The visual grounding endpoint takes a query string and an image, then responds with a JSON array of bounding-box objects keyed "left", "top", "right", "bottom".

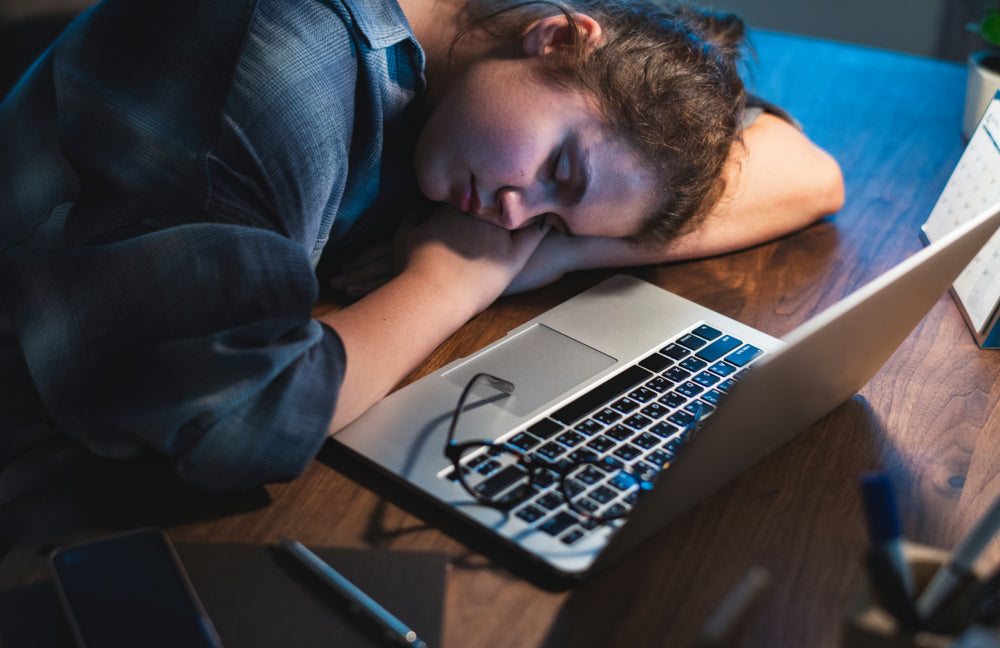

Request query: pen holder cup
[{"left": 842, "top": 542, "right": 983, "bottom": 648}]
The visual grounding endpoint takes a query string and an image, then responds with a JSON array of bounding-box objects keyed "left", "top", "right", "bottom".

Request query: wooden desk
[{"left": 2, "top": 31, "right": 995, "bottom": 648}]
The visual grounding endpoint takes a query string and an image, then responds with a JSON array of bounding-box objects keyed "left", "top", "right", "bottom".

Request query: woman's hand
[
  {"left": 332, "top": 206, "right": 552, "bottom": 303},
  {"left": 502, "top": 230, "right": 583, "bottom": 294},
  {"left": 399, "top": 206, "right": 550, "bottom": 310}
]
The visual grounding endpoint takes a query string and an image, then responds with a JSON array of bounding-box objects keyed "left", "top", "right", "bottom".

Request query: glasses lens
[
  {"left": 561, "top": 458, "right": 651, "bottom": 522},
  {"left": 452, "top": 443, "right": 533, "bottom": 508}
]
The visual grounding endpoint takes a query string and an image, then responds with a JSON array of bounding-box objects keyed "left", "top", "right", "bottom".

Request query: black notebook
[
  {"left": 178, "top": 543, "right": 448, "bottom": 648},
  {"left": 0, "top": 542, "right": 449, "bottom": 648}
]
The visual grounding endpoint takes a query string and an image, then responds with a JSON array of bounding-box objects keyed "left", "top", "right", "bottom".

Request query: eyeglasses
[{"left": 443, "top": 372, "right": 704, "bottom": 524}]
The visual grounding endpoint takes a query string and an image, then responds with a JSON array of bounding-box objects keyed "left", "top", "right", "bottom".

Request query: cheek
[
  {"left": 471, "top": 112, "right": 551, "bottom": 185},
  {"left": 413, "top": 125, "right": 445, "bottom": 201}
]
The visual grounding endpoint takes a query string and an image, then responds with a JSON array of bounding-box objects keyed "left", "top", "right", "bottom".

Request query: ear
[{"left": 522, "top": 13, "right": 603, "bottom": 57}]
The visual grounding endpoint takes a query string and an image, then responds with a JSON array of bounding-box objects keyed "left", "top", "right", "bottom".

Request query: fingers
[
  {"left": 508, "top": 220, "right": 552, "bottom": 261},
  {"left": 334, "top": 207, "right": 554, "bottom": 303}
]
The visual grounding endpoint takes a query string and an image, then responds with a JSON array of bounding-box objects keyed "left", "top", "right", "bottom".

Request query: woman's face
[{"left": 414, "top": 56, "right": 660, "bottom": 238}]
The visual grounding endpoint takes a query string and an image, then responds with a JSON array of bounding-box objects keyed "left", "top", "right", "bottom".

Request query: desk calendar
[{"left": 921, "top": 93, "right": 1000, "bottom": 348}]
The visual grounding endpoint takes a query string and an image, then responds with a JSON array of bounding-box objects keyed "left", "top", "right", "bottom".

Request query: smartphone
[{"left": 49, "top": 528, "right": 224, "bottom": 648}]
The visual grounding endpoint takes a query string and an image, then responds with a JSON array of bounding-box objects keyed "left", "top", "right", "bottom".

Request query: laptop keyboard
[{"left": 440, "top": 322, "right": 765, "bottom": 546}]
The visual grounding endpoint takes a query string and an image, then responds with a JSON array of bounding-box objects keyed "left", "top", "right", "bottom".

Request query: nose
[{"left": 495, "top": 186, "right": 545, "bottom": 230}]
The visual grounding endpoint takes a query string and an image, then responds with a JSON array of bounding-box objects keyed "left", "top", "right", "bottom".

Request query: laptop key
[
  {"left": 684, "top": 401, "right": 714, "bottom": 416},
  {"left": 701, "top": 389, "right": 724, "bottom": 405},
  {"left": 612, "top": 444, "right": 642, "bottom": 461},
  {"left": 475, "top": 459, "right": 502, "bottom": 475},
  {"left": 566, "top": 448, "right": 599, "bottom": 464},
  {"left": 556, "top": 430, "right": 585, "bottom": 448},
  {"left": 509, "top": 431, "right": 541, "bottom": 451},
  {"left": 660, "top": 343, "right": 690, "bottom": 360},
  {"left": 726, "top": 344, "right": 763, "bottom": 367},
  {"left": 515, "top": 504, "right": 546, "bottom": 524},
  {"left": 632, "top": 461, "right": 658, "bottom": 481},
  {"left": 611, "top": 396, "right": 640, "bottom": 414},
  {"left": 668, "top": 410, "right": 696, "bottom": 427},
  {"left": 692, "top": 372, "right": 720, "bottom": 387},
  {"left": 465, "top": 454, "right": 489, "bottom": 470},
  {"left": 648, "top": 449, "right": 671, "bottom": 467},
  {"left": 608, "top": 471, "right": 639, "bottom": 491},
  {"left": 708, "top": 361, "right": 737, "bottom": 377},
  {"left": 633, "top": 432, "right": 660, "bottom": 450},
  {"left": 664, "top": 367, "right": 691, "bottom": 382},
  {"left": 540, "top": 512, "right": 579, "bottom": 536},
  {"left": 692, "top": 324, "right": 723, "bottom": 340},
  {"left": 590, "top": 486, "right": 617, "bottom": 504},
  {"left": 474, "top": 464, "right": 528, "bottom": 499},
  {"left": 623, "top": 413, "right": 653, "bottom": 430},
  {"left": 574, "top": 465, "right": 605, "bottom": 485},
  {"left": 604, "top": 503, "right": 629, "bottom": 518},
  {"left": 537, "top": 442, "right": 564, "bottom": 460},
  {"left": 574, "top": 419, "right": 604, "bottom": 436},
  {"left": 659, "top": 391, "right": 687, "bottom": 408},
  {"left": 640, "top": 402, "right": 668, "bottom": 419},
  {"left": 628, "top": 386, "right": 657, "bottom": 403},
  {"left": 675, "top": 381, "right": 704, "bottom": 398},
  {"left": 536, "top": 492, "right": 564, "bottom": 510},
  {"left": 587, "top": 437, "right": 616, "bottom": 453},
  {"left": 638, "top": 352, "right": 672, "bottom": 373},
  {"left": 593, "top": 408, "right": 622, "bottom": 425},
  {"left": 649, "top": 421, "right": 679, "bottom": 438},
  {"left": 534, "top": 469, "right": 558, "bottom": 488},
  {"left": 645, "top": 376, "right": 673, "bottom": 393},
  {"left": 550, "top": 365, "right": 652, "bottom": 425},
  {"left": 680, "top": 357, "right": 708, "bottom": 372},
  {"left": 606, "top": 424, "right": 634, "bottom": 442},
  {"left": 677, "top": 334, "right": 708, "bottom": 351},
  {"left": 696, "top": 335, "right": 742, "bottom": 362},
  {"left": 528, "top": 418, "right": 563, "bottom": 440}
]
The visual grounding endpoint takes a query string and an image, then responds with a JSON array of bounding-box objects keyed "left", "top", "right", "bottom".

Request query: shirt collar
[{"left": 342, "top": 0, "right": 418, "bottom": 50}]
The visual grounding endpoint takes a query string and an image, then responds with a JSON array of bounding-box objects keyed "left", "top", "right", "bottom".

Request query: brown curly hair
[{"left": 458, "top": 1, "right": 749, "bottom": 243}]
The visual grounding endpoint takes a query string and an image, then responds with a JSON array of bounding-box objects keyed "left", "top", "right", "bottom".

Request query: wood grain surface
[{"left": 3, "top": 30, "right": 996, "bottom": 648}]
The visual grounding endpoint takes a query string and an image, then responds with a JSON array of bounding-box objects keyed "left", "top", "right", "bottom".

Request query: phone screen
[{"left": 50, "top": 528, "right": 223, "bottom": 648}]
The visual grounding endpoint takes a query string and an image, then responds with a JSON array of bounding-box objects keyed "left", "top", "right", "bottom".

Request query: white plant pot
[{"left": 963, "top": 50, "right": 1000, "bottom": 141}]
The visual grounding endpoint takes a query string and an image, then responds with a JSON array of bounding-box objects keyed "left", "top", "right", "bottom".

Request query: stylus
[{"left": 279, "top": 537, "right": 428, "bottom": 648}]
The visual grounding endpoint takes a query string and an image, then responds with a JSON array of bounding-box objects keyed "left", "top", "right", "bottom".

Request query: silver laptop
[{"left": 334, "top": 202, "right": 1000, "bottom": 580}]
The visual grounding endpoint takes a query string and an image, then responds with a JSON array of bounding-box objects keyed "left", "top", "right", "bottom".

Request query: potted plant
[{"left": 963, "top": 4, "right": 1000, "bottom": 140}]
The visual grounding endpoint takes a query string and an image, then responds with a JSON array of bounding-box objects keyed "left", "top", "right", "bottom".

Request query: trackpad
[{"left": 443, "top": 324, "right": 617, "bottom": 417}]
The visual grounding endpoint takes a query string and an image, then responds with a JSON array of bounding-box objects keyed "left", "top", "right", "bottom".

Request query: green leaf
[{"left": 983, "top": 9, "right": 1000, "bottom": 48}]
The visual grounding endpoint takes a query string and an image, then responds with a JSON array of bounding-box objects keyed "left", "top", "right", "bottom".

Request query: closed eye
[
  {"left": 552, "top": 147, "right": 571, "bottom": 183},
  {"left": 550, "top": 138, "right": 588, "bottom": 208}
]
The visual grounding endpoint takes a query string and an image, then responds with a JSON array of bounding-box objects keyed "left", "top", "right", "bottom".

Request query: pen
[
  {"left": 976, "top": 567, "right": 1000, "bottom": 625},
  {"left": 866, "top": 548, "right": 921, "bottom": 630},
  {"left": 696, "top": 566, "right": 772, "bottom": 648},
  {"left": 860, "top": 473, "right": 915, "bottom": 599},
  {"left": 279, "top": 537, "right": 428, "bottom": 648},
  {"left": 917, "top": 490, "right": 1000, "bottom": 620}
]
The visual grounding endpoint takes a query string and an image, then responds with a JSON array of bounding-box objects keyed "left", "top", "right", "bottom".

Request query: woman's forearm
[{"left": 321, "top": 208, "right": 549, "bottom": 434}]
